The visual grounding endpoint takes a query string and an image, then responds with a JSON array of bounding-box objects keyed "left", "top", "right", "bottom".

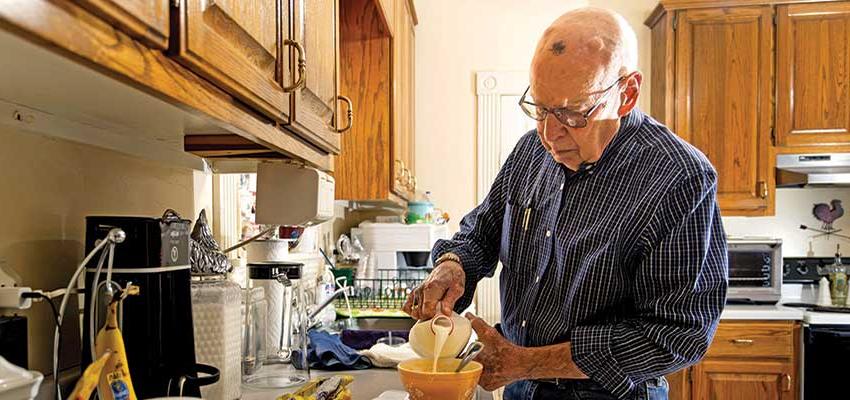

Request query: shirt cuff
[{"left": 571, "top": 324, "right": 635, "bottom": 399}]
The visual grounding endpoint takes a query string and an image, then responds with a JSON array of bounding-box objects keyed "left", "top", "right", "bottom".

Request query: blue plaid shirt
[{"left": 432, "top": 109, "right": 728, "bottom": 399}]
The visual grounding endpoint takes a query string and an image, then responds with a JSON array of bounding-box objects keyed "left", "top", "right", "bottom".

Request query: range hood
[{"left": 776, "top": 153, "right": 850, "bottom": 186}]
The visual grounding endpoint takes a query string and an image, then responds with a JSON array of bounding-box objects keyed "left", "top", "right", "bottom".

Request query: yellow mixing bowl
[{"left": 397, "top": 359, "right": 483, "bottom": 400}]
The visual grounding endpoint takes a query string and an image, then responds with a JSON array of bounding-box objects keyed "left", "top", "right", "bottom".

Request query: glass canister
[
  {"left": 821, "top": 254, "right": 849, "bottom": 306},
  {"left": 244, "top": 261, "right": 309, "bottom": 388},
  {"left": 242, "top": 286, "right": 267, "bottom": 376},
  {"left": 191, "top": 274, "right": 243, "bottom": 400}
]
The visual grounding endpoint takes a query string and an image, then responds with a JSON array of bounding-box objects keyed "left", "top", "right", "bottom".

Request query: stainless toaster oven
[{"left": 726, "top": 237, "right": 782, "bottom": 304}]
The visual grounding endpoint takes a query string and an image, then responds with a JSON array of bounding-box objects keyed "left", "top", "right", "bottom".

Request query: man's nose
[{"left": 542, "top": 113, "right": 567, "bottom": 142}]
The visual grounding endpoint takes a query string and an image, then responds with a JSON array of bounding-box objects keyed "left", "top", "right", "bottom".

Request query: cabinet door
[
  {"left": 406, "top": 10, "right": 416, "bottom": 195},
  {"left": 292, "top": 0, "right": 341, "bottom": 154},
  {"left": 692, "top": 360, "right": 795, "bottom": 400},
  {"left": 173, "top": 0, "right": 291, "bottom": 122},
  {"left": 391, "top": 0, "right": 413, "bottom": 199},
  {"left": 675, "top": 7, "right": 773, "bottom": 216},
  {"left": 776, "top": 2, "right": 850, "bottom": 148},
  {"left": 74, "top": 0, "right": 169, "bottom": 48},
  {"left": 666, "top": 368, "right": 691, "bottom": 400}
]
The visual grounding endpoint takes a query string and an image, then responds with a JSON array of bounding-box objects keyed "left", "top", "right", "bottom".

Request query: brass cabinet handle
[
  {"left": 282, "top": 40, "right": 306, "bottom": 92},
  {"left": 758, "top": 181, "right": 768, "bottom": 199},
  {"left": 407, "top": 175, "right": 417, "bottom": 192},
  {"left": 335, "top": 95, "right": 354, "bottom": 133},
  {"left": 782, "top": 374, "right": 792, "bottom": 392},
  {"left": 396, "top": 162, "right": 408, "bottom": 184},
  {"left": 730, "top": 339, "right": 754, "bottom": 345}
]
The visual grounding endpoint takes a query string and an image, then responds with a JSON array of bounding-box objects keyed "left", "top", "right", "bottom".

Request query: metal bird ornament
[{"left": 814, "top": 199, "right": 845, "bottom": 231}]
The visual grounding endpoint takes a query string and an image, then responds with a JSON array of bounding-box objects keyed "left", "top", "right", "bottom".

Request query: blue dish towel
[{"left": 292, "top": 330, "right": 373, "bottom": 370}]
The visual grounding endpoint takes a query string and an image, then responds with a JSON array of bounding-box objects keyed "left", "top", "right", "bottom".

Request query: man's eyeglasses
[{"left": 518, "top": 75, "right": 627, "bottom": 128}]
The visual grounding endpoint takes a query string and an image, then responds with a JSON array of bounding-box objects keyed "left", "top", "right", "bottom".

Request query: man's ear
[{"left": 618, "top": 72, "right": 643, "bottom": 117}]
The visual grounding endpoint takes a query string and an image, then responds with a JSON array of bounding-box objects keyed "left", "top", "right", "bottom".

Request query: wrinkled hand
[
  {"left": 466, "top": 313, "right": 528, "bottom": 391},
  {"left": 402, "top": 261, "right": 465, "bottom": 320}
]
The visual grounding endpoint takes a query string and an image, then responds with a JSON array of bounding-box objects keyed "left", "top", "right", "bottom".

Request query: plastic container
[{"left": 190, "top": 275, "right": 242, "bottom": 400}]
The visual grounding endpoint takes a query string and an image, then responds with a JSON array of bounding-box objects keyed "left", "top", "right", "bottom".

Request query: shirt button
[
  {"left": 546, "top": 230, "right": 551, "bottom": 237},
  {"left": 522, "top": 320, "right": 527, "bottom": 327},
  {"left": 535, "top": 276, "right": 541, "bottom": 283},
  {"left": 560, "top": 183, "right": 564, "bottom": 190}
]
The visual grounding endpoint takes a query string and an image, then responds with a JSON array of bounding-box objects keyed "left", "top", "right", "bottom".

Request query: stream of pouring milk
[{"left": 431, "top": 323, "right": 451, "bottom": 373}]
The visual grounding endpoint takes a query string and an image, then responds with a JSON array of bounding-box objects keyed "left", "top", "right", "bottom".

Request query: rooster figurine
[{"left": 813, "top": 199, "right": 845, "bottom": 231}]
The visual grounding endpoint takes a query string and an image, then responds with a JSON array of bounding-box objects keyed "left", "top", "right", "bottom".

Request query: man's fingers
[
  {"left": 420, "top": 283, "right": 447, "bottom": 319},
  {"left": 465, "top": 312, "right": 493, "bottom": 336},
  {"left": 441, "top": 283, "right": 464, "bottom": 315}
]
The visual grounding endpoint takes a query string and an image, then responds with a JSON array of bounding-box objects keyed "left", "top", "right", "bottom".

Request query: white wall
[
  {"left": 0, "top": 126, "right": 211, "bottom": 373},
  {"left": 723, "top": 188, "right": 850, "bottom": 257},
  {"left": 414, "top": 0, "right": 659, "bottom": 231}
]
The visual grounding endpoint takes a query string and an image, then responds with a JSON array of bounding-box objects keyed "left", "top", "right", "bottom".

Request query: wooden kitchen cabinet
[
  {"left": 649, "top": 3, "right": 774, "bottom": 216},
  {"left": 392, "top": 0, "right": 417, "bottom": 200},
  {"left": 172, "top": 0, "right": 293, "bottom": 123},
  {"left": 776, "top": 2, "right": 850, "bottom": 149},
  {"left": 692, "top": 360, "right": 795, "bottom": 400},
  {"left": 666, "top": 320, "right": 800, "bottom": 400},
  {"left": 290, "top": 0, "right": 344, "bottom": 153},
  {"left": 335, "top": 0, "right": 416, "bottom": 204},
  {"left": 675, "top": 6, "right": 774, "bottom": 216},
  {"left": 73, "top": 0, "right": 169, "bottom": 49},
  {"left": 0, "top": 1, "right": 334, "bottom": 170}
]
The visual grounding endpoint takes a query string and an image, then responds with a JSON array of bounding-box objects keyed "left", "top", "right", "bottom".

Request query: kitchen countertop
[
  {"left": 720, "top": 304, "right": 805, "bottom": 320},
  {"left": 240, "top": 365, "right": 494, "bottom": 400}
]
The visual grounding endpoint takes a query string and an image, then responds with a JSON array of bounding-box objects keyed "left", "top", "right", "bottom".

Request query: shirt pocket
[{"left": 500, "top": 201, "right": 525, "bottom": 270}]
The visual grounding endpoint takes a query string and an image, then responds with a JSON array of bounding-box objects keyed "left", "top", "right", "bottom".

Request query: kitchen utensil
[
  {"left": 398, "top": 359, "right": 482, "bottom": 400},
  {"left": 454, "top": 342, "right": 484, "bottom": 373}
]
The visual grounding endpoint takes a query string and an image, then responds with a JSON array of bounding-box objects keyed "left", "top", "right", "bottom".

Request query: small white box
[{"left": 256, "top": 162, "right": 335, "bottom": 227}]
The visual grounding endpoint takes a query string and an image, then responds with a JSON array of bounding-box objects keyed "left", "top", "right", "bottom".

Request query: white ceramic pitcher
[{"left": 408, "top": 312, "right": 472, "bottom": 359}]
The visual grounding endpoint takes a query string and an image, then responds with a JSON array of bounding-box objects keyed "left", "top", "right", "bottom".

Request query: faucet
[{"left": 307, "top": 286, "right": 352, "bottom": 323}]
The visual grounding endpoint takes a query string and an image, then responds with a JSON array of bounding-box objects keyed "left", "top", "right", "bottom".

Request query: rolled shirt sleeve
[{"left": 570, "top": 171, "right": 729, "bottom": 398}]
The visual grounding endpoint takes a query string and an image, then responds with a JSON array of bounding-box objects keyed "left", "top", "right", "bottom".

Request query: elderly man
[{"left": 402, "top": 7, "right": 728, "bottom": 400}]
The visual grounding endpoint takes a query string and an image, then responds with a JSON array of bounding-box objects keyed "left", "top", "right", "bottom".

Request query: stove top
[{"left": 783, "top": 257, "right": 850, "bottom": 284}]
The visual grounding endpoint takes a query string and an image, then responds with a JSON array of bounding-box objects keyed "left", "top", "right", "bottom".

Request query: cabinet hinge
[
  {"left": 773, "top": 13, "right": 778, "bottom": 26},
  {"left": 672, "top": 13, "right": 679, "bottom": 31},
  {"left": 687, "top": 368, "right": 693, "bottom": 383},
  {"left": 771, "top": 127, "right": 776, "bottom": 145}
]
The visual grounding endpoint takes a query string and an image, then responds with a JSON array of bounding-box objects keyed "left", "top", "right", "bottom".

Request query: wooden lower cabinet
[
  {"left": 692, "top": 360, "right": 794, "bottom": 400},
  {"left": 666, "top": 320, "right": 799, "bottom": 400}
]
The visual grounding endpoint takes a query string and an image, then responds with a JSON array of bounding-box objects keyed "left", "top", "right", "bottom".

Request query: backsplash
[{"left": 723, "top": 188, "right": 850, "bottom": 257}]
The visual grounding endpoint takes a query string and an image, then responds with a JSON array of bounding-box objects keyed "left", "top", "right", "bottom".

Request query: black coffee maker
[{"left": 81, "top": 211, "right": 215, "bottom": 398}]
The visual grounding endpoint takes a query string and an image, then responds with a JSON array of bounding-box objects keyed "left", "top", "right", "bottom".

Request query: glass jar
[
  {"left": 242, "top": 286, "right": 267, "bottom": 376},
  {"left": 191, "top": 274, "right": 242, "bottom": 400}
]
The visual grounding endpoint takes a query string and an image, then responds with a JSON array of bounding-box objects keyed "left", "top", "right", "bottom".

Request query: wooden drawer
[{"left": 706, "top": 321, "right": 796, "bottom": 359}]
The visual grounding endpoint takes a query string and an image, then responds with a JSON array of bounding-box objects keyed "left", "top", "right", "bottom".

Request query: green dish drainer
[{"left": 334, "top": 268, "right": 431, "bottom": 318}]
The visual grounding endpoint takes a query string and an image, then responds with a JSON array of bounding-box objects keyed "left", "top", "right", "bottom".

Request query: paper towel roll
[
  {"left": 246, "top": 240, "right": 290, "bottom": 263},
  {"left": 256, "top": 280, "right": 284, "bottom": 359}
]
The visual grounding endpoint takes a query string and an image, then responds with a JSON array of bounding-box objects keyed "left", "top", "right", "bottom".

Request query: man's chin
[{"left": 549, "top": 150, "right": 581, "bottom": 170}]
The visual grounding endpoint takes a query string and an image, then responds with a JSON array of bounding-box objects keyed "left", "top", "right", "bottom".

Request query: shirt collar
[{"left": 578, "top": 108, "right": 645, "bottom": 174}]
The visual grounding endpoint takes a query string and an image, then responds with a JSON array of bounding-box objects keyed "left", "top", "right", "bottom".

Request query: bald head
[
  {"left": 528, "top": 7, "right": 642, "bottom": 170},
  {"left": 531, "top": 7, "right": 637, "bottom": 102}
]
